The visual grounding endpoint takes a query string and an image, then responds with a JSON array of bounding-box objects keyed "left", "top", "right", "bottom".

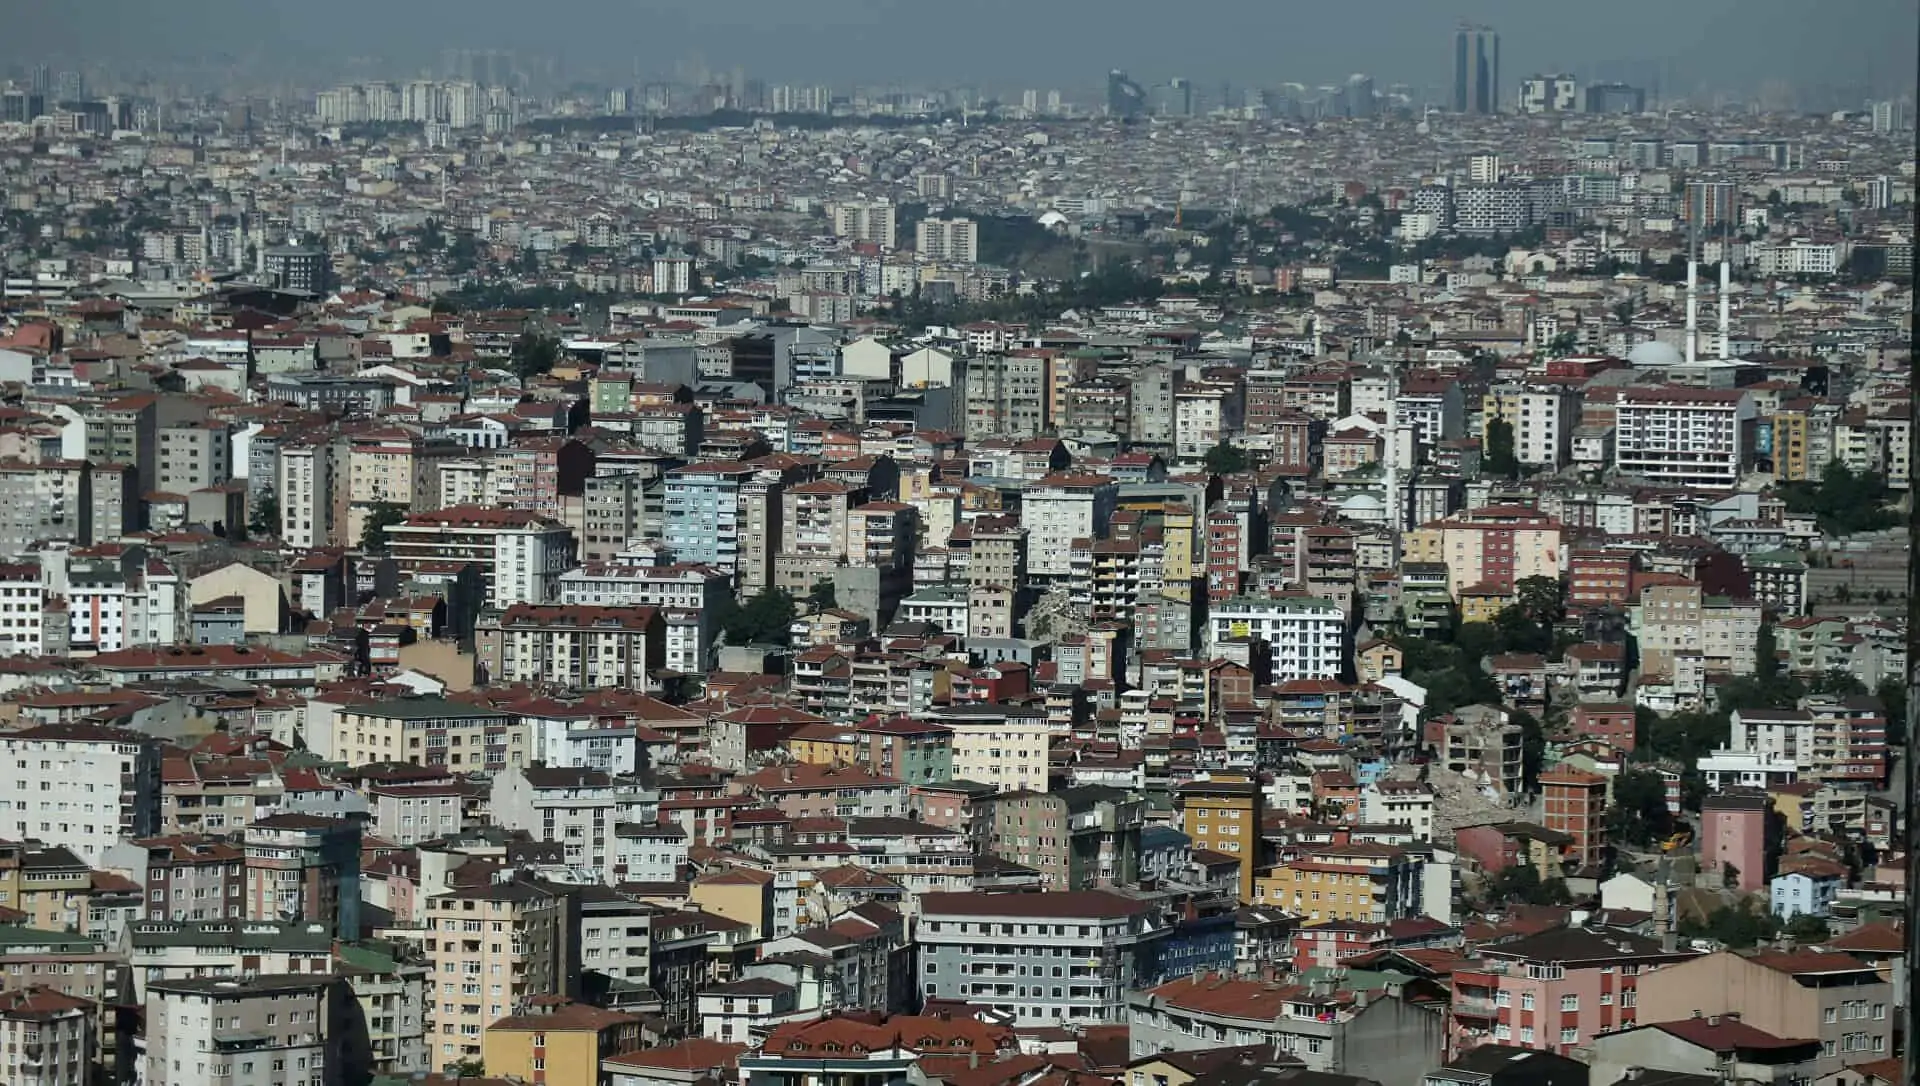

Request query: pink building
[
  {"left": 1448, "top": 926, "right": 1698, "bottom": 1058},
  {"left": 1700, "top": 790, "right": 1772, "bottom": 892}
]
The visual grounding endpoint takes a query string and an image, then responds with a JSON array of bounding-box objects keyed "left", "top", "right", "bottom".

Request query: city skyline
[{"left": 3, "top": 0, "right": 1916, "bottom": 102}]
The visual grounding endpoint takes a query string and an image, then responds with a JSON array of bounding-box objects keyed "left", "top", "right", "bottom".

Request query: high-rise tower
[{"left": 1453, "top": 24, "right": 1499, "bottom": 114}]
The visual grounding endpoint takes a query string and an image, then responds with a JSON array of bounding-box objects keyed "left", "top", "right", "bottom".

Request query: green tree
[
  {"left": 1783, "top": 913, "right": 1831, "bottom": 943},
  {"left": 1875, "top": 678, "right": 1906, "bottom": 745},
  {"left": 247, "top": 489, "right": 280, "bottom": 539},
  {"left": 510, "top": 333, "right": 562, "bottom": 380},
  {"left": 1606, "top": 768, "right": 1676, "bottom": 848},
  {"left": 1513, "top": 576, "right": 1566, "bottom": 627},
  {"left": 1681, "top": 903, "right": 1778, "bottom": 949},
  {"left": 1755, "top": 622, "right": 1779, "bottom": 681},
  {"left": 1202, "top": 441, "right": 1250, "bottom": 475},
  {"left": 1778, "top": 462, "right": 1899, "bottom": 536},
  {"left": 1486, "top": 863, "right": 1572, "bottom": 907},
  {"left": 714, "top": 588, "right": 799, "bottom": 647},
  {"left": 806, "top": 580, "right": 837, "bottom": 611},
  {"left": 1484, "top": 417, "right": 1518, "bottom": 477},
  {"left": 360, "top": 503, "right": 408, "bottom": 555}
]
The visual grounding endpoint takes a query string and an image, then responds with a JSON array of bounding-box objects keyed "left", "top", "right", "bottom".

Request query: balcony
[{"left": 1451, "top": 996, "right": 1499, "bottom": 1019}]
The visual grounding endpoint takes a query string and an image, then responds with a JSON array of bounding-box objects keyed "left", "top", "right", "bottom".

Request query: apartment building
[
  {"left": 104, "top": 836, "right": 246, "bottom": 922},
  {"left": 1539, "top": 766, "right": 1608, "bottom": 873},
  {"left": 1204, "top": 595, "right": 1344, "bottom": 680},
  {"left": 1482, "top": 384, "right": 1577, "bottom": 468},
  {"left": 914, "top": 217, "right": 979, "bottom": 264},
  {"left": 1404, "top": 505, "right": 1565, "bottom": 598},
  {"left": 489, "top": 765, "right": 654, "bottom": 874},
  {"left": 1614, "top": 386, "right": 1755, "bottom": 490},
  {"left": 980, "top": 786, "right": 1145, "bottom": 891},
  {"left": 1636, "top": 949, "right": 1893, "bottom": 1076},
  {"left": 661, "top": 462, "right": 763, "bottom": 579},
  {"left": 275, "top": 440, "right": 333, "bottom": 550},
  {"left": 474, "top": 604, "right": 666, "bottom": 692},
  {"left": 422, "top": 880, "right": 579, "bottom": 1068},
  {"left": 1255, "top": 842, "right": 1421, "bottom": 923},
  {"left": 1019, "top": 473, "right": 1119, "bottom": 580},
  {"left": 1127, "top": 973, "right": 1444, "bottom": 1083},
  {"left": 385, "top": 506, "right": 574, "bottom": 607},
  {"left": 326, "top": 695, "right": 526, "bottom": 773},
  {"left": 0, "top": 461, "right": 91, "bottom": 556},
  {"left": 1447, "top": 926, "right": 1697, "bottom": 1059},
  {"left": 154, "top": 419, "right": 232, "bottom": 493},
  {"left": 1173, "top": 383, "right": 1244, "bottom": 462},
  {"left": 144, "top": 974, "right": 357, "bottom": 1086},
  {"left": 241, "top": 815, "right": 361, "bottom": 938},
  {"left": 934, "top": 705, "right": 1054, "bottom": 794},
  {"left": 0, "top": 724, "right": 162, "bottom": 866},
  {"left": 1176, "top": 776, "right": 1263, "bottom": 902},
  {"left": 916, "top": 890, "right": 1165, "bottom": 1025},
  {"left": 557, "top": 562, "right": 728, "bottom": 675},
  {"left": 0, "top": 986, "right": 91, "bottom": 1086},
  {"left": 1727, "top": 697, "right": 1887, "bottom": 786},
  {"left": 963, "top": 352, "right": 1049, "bottom": 439}
]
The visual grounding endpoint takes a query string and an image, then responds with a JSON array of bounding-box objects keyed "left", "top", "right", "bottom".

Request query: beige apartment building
[
  {"left": 422, "top": 880, "right": 577, "bottom": 1069},
  {"left": 1636, "top": 948, "right": 1893, "bottom": 1076}
]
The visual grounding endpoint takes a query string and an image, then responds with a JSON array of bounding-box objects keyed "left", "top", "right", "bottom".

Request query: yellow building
[
  {"left": 687, "top": 867, "right": 775, "bottom": 939},
  {"left": 784, "top": 722, "right": 859, "bottom": 766},
  {"left": 1161, "top": 503, "right": 1198, "bottom": 604},
  {"left": 1253, "top": 843, "right": 1414, "bottom": 924},
  {"left": 483, "top": 1000, "right": 643, "bottom": 1086},
  {"left": 1458, "top": 584, "right": 1510, "bottom": 624},
  {"left": 1770, "top": 402, "right": 1820, "bottom": 482},
  {"left": 1175, "top": 776, "right": 1263, "bottom": 903}
]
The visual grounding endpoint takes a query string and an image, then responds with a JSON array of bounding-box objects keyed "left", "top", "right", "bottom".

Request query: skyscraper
[
  {"left": 1170, "top": 77, "right": 1194, "bottom": 117},
  {"left": 1107, "top": 70, "right": 1145, "bottom": 120},
  {"left": 1453, "top": 24, "right": 1499, "bottom": 114}
]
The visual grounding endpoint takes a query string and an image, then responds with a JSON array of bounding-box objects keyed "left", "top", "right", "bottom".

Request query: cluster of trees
[
  {"left": 1605, "top": 768, "right": 1679, "bottom": 848},
  {"left": 883, "top": 264, "right": 1163, "bottom": 329},
  {"left": 713, "top": 587, "right": 800, "bottom": 647},
  {"left": 1779, "top": 462, "right": 1899, "bottom": 536},
  {"left": 509, "top": 333, "right": 563, "bottom": 380},
  {"left": 1481, "top": 863, "right": 1573, "bottom": 908},
  {"left": 1681, "top": 903, "right": 1831, "bottom": 949}
]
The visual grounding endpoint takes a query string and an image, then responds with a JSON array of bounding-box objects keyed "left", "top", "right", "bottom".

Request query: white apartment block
[
  {"left": 832, "top": 201, "right": 897, "bottom": 246},
  {"left": 489, "top": 766, "right": 653, "bottom": 877},
  {"left": 385, "top": 507, "right": 574, "bottom": 608},
  {"left": 0, "top": 724, "right": 162, "bottom": 866},
  {"left": 1614, "top": 387, "right": 1754, "bottom": 490},
  {"left": 1173, "top": 384, "right": 1242, "bottom": 461},
  {"left": 1205, "top": 596, "right": 1346, "bottom": 681},
  {"left": 276, "top": 442, "right": 333, "bottom": 550},
  {"left": 145, "top": 975, "right": 338, "bottom": 1086},
  {"left": 914, "top": 218, "right": 979, "bottom": 264},
  {"left": 941, "top": 711, "right": 1054, "bottom": 794},
  {"left": 1020, "top": 474, "right": 1118, "bottom": 579},
  {"left": 1485, "top": 384, "right": 1577, "bottom": 468},
  {"left": 0, "top": 563, "right": 47, "bottom": 656}
]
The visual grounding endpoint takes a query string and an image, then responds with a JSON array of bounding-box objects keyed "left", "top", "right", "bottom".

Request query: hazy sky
[{"left": 8, "top": 0, "right": 1917, "bottom": 98}]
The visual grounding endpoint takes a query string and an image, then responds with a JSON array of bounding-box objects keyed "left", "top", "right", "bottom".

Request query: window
[
  {"left": 1559, "top": 1027, "right": 1578, "bottom": 1044},
  {"left": 1520, "top": 1027, "right": 1534, "bottom": 1044},
  {"left": 1825, "top": 1008, "right": 1837, "bottom": 1024},
  {"left": 1520, "top": 993, "right": 1534, "bottom": 1011},
  {"left": 1560, "top": 995, "right": 1578, "bottom": 1012}
]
